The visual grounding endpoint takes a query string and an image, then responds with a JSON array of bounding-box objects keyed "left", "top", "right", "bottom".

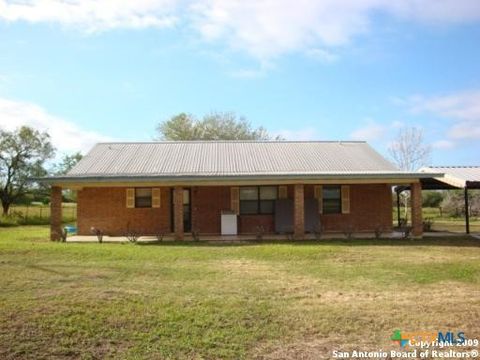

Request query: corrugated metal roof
[
  {"left": 65, "top": 141, "right": 402, "bottom": 178},
  {"left": 420, "top": 166, "right": 480, "bottom": 188}
]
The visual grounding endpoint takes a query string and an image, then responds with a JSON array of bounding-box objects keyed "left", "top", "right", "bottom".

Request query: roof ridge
[
  {"left": 97, "top": 140, "right": 368, "bottom": 144},
  {"left": 426, "top": 165, "right": 480, "bottom": 168}
]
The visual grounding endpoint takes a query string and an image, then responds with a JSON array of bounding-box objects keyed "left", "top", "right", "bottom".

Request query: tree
[
  {"left": 389, "top": 126, "right": 431, "bottom": 221},
  {"left": 388, "top": 126, "right": 431, "bottom": 172},
  {"left": 55, "top": 152, "right": 83, "bottom": 175},
  {"left": 155, "top": 112, "right": 282, "bottom": 141},
  {"left": 54, "top": 152, "right": 83, "bottom": 202},
  {"left": 0, "top": 126, "right": 55, "bottom": 215},
  {"left": 422, "top": 190, "right": 444, "bottom": 208}
]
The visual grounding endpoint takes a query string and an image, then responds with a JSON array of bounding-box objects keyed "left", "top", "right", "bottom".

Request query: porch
[{"left": 50, "top": 181, "right": 425, "bottom": 241}]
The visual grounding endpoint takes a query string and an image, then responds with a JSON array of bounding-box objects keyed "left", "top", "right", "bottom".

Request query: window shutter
[
  {"left": 341, "top": 185, "right": 350, "bottom": 214},
  {"left": 278, "top": 186, "right": 288, "bottom": 199},
  {"left": 152, "top": 188, "right": 161, "bottom": 208},
  {"left": 231, "top": 187, "right": 240, "bottom": 215},
  {"left": 314, "top": 185, "right": 323, "bottom": 214},
  {"left": 126, "top": 188, "right": 135, "bottom": 208}
]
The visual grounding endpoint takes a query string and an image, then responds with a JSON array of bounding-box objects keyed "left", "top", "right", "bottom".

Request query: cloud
[
  {"left": 305, "top": 48, "right": 339, "bottom": 63},
  {"left": 432, "top": 140, "right": 455, "bottom": 149},
  {"left": 0, "top": 97, "right": 112, "bottom": 155},
  {"left": 1, "top": 0, "right": 480, "bottom": 60},
  {"left": 274, "top": 127, "right": 318, "bottom": 140},
  {"left": 350, "top": 121, "right": 386, "bottom": 141},
  {"left": 190, "top": 0, "right": 480, "bottom": 60},
  {"left": 0, "top": 0, "right": 179, "bottom": 32},
  {"left": 408, "top": 90, "right": 480, "bottom": 140}
]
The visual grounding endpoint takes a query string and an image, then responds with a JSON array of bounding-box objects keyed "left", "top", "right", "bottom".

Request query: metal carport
[{"left": 395, "top": 166, "right": 480, "bottom": 234}]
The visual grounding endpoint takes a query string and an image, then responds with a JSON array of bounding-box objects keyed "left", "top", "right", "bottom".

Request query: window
[
  {"left": 323, "top": 186, "right": 341, "bottom": 214},
  {"left": 240, "top": 186, "right": 277, "bottom": 215},
  {"left": 135, "top": 188, "right": 152, "bottom": 208}
]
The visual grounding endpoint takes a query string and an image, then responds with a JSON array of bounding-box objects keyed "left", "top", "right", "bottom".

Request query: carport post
[{"left": 464, "top": 186, "right": 470, "bottom": 234}]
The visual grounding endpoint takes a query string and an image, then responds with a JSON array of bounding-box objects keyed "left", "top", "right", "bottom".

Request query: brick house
[{"left": 43, "top": 141, "right": 434, "bottom": 240}]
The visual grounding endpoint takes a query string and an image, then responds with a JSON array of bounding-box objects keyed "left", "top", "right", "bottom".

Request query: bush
[
  {"left": 0, "top": 215, "right": 20, "bottom": 227},
  {"left": 422, "top": 191, "right": 444, "bottom": 208},
  {"left": 423, "top": 218, "right": 434, "bottom": 232}
]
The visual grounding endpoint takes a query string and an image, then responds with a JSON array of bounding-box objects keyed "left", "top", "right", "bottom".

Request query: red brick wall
[
  {"left": 77, "top": 187, "right": 171, "bottom": 236},
  {"left": 191, "top": 186, "right": 230, "bottom": 234},
  {"left": 76, "top": 183, "right": 393, "bottom": 236},
  {"left": 314, "top": 184, "right": 393, "bottom": 232},
  {"left": 239, "top": 215, "right": 275, "bottom": 234}
]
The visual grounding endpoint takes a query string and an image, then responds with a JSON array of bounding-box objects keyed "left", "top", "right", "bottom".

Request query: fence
[{"left": 8, "top": 204, "right": 77, "bottom": 223}]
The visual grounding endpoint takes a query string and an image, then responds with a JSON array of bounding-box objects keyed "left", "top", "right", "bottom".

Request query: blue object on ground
[{"left": 64, "top": 226, "right": 77, "bottom": 234}]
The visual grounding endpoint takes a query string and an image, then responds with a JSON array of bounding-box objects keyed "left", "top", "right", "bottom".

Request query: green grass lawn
[{"left": 1, "top": 226, "right": 479, "bottom": 359}]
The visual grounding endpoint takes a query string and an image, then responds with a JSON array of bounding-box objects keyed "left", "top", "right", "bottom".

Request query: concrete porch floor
[{"left": 65, "top": 231, "right": 473, "bottom": 243}]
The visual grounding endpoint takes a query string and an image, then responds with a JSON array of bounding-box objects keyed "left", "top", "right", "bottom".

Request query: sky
[{"left": 0, "top": 0, "right": 479, "bottom": 166}]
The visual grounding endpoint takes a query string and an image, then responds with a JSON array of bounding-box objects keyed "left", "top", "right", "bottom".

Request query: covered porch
[{"left": 49, "top": 179, "right": 426, "bottom": 241}]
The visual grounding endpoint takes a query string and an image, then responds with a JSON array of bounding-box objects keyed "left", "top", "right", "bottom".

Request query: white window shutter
[
  {"left": 126, "top": 188, "right": 135, "bottom": 208},
  {"left": 231, "top": 187, "right": 240, "bottom": 215},
  {"left": 341, "top": 185, "right": 350, "bottom": 214},
  {"left": 152, "top": 188, "right": 161, "bottom": 208},
  {"left": 314, "top": 185, "right": 323, "bottom": 214}
]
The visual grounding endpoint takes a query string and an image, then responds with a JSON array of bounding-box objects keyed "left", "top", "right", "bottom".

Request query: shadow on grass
[{"left": 135, "top": 236, "right": 480, "bottom": 248}]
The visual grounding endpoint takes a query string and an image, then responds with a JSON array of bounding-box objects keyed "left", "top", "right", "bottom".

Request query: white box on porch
[{"left": 221, "top": 211, "right": 238, "bottom": 235}]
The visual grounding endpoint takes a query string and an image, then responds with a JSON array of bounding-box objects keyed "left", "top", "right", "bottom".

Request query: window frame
[
  {"left": 322, "top": 185, "right": 342, "bottom": 214},
  {"left": 239, "top": 186, "right": 278, "bottom": 215},
  {"left": 135, "top": 187, "right": 153, "bottom": 208}
]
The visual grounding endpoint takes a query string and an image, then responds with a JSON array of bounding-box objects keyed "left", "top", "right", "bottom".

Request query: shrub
[
  {"left": 423, "top": 218, "right": 434, "bottom": 232},
  {"left": 374, "top": 225, "right": 383, "bottom": 240},
  {"left": 314, "top": 223, "right": 324, "bottom": 240},
  {"left": 90, "top": 227, "right": 104, "bottom": 243},
  {"left": 192, "top": 231, "right": 200, "bottom": 242},
  {"left": 343, "top": 224, "right": 354, "bottom": 240},
  {"left": 0, "top": 215, "right": 20, "bottom": 227},
  {"left": 422, "top": 191, "right": 444, "bottom": 208},
  {"left": 155, "top": 231, "right": 165, "bottom": 242},
  {"left": 255, "top": 226, "right": 265, "bottom": 241}
]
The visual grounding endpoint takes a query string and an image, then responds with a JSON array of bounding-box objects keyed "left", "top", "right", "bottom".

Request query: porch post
[
  {"left": 174, "top": 186, "right": 184, "bottom": 240},
  {"left": 293, "top": 184, "right": 305, "bottom": 240},
  {"left": 50, "top": 186, "right": 62, "bottom": 241},
  {"left": 396, "top": 190, "right": 401, "bottom": 227},
  {"left": 410, "top": 182, "right": 423, "bottom": 238},
  {"left": 465, "top": 186, "right": 470, "bottom": 234}
]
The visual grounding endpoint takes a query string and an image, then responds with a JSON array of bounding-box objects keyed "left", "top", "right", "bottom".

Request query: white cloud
[
  {"left": 0, "top": 0, "right": 179, "bottom": 32},
  {"left": 274, "top": 127, "right": 317, "bottom": 140},
  {"left": 408, "top": 90, "right": 480, "bottom": 140},
  {"left": 432, "top": 139, "right": 455, "bottom": 149},
  {"left": 1, "top": 0, "right": 480, "bottom": 60},
  {"left": 350, "top": 121, "right": 386, "bottom": 141},
  {"left": 305, "top": 48, "right": 339, "bottom": 63},
  {"left": 0, "top": 97, "right": 112, "bottom": 155},
  {"left": 190, "top": 0, "right": 480, "bottom": 60}
]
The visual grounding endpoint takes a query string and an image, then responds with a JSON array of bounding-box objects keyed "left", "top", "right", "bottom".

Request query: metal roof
[
  {"left": 419, "top": 166, "right": 480, "bottom": 188},
  {"left": 42, "top": 141, "right": 439, "bottom": 183}
]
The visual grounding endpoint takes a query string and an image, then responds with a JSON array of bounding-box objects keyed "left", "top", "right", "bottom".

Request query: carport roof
[{"left": 419, "top": 166, "right": 480, "bottom": 189}]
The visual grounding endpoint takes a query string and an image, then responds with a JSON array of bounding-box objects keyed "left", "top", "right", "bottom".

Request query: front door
[{"left": 171, "top": 188, "right": 191, "bottom": 232}]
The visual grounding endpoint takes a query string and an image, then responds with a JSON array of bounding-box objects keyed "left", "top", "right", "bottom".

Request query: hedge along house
[{"left": 41, "top": 141, "right": 438, "bottom": 241}]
